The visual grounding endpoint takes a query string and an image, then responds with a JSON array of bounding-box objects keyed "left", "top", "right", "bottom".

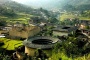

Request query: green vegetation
[
  {"left": 50, "top": 37, "right": 90, "bottom": 60},
  {"left": 0, "top": 38, "right": 23, "bottom": 50},
  {"left": 50, "top": 52, "right": 90, "bottom": 60},
  {"left": 0, "top": 0, "right": 34, "bottom": 24},
  {"left": 60, "top": 11, "right": 90, "bottom": 21},
  {"left": 0, "top": 0, "right": 90, "bottom": 60},
  {"left": 0, "top": 20, "right": 7, "bottom": 26},
  {"left": 0, "top": 6, "right": 16, "bottom": 17},
  {"left": 37, "top": 26, "right": 53, "bottom": 36},
  {"left": 60, "top": 14, "right": 77, "bottom": 21},
  {"left": 0, "top": 13, "right": 32, "bottom": 24}
]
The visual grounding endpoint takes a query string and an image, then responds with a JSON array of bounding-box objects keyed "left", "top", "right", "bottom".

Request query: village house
[
  {"left": 79, "top": 20, "right": 90, "bottom": 29},
  {"left": 52, "top": 25, "right": 78, "bottom": 36}
]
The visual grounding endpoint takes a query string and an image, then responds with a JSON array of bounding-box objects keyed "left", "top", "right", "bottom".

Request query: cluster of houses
[
  {"left": 19, "top": 19, "right": 90, "bottom": 59},
  {"left": 52, "top": 20, "right": 90, "bottom": 36},
  {"left": 0, "top": 18, "right": 90, "bottom": 60},
  {"left": 0, "top": 19, "right": 90, "bottom": 39}
]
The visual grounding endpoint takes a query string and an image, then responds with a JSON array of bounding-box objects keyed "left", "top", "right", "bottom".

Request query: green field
[
  {"left": 60, "top": 14, "right": 90, "bottom": 21},
  {"left": 0, "top": 13, "right": 33, "bottom": 24},
  {"left": 0, "top": 38, "right": 23, "bottom": 50}
]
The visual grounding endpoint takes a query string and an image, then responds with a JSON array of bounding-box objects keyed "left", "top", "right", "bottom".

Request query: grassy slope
[
  {"left": 60, "top": 13, "right": 90, "bottom": 21},
  {"left": 0, "top": 38, "right": 23, "bottom": 50}
]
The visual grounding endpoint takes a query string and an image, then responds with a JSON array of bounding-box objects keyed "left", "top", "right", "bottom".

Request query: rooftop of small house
[{"left": 53, "top": 25, "right": 77, "bottom": 32}]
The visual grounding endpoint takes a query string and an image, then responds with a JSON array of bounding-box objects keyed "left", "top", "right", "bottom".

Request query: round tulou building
[{"left": 23, "top": 36, "right": 59, "bottom": 56}]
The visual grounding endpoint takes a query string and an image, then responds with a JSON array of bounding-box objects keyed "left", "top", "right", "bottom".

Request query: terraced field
[
  {"left": 60, "top": 13, "right": 90, "bottom": 21},
  {"left": 0, "top": 13, "right": 33, "bottom": 24},
  {"left": 0, "top": 13, "right": 33, "bottom": 50},
  {"left": 0, "top": 38, "right": 23, "bottom": 50}
]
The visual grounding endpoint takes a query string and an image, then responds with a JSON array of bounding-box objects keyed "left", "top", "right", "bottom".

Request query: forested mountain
[
  {"left": 0, "top": 0, "right": 35, "bottom": 17},
  {"left": 0, "top": 0, "right": 33, "bottom": 13},
  {"left": 0, "top": 0, "right": 90, "bottom": 12},
  {"left": 67, "top": 0, "right": 90, "bottom": 10},
  {"left": 68, "top": 0, "right": 90, "bottom": 5},
  {"left": 20, "top": 0, "right": 90, "bottom": 11},
  {"left": 57, "top": 0, "right": 90, "bottom": 11},
  {"left": 0, "top": 0, "right": 59, "bottom": 24}
]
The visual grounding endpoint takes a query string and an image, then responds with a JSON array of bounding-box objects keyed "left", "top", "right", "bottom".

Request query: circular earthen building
[{"left": 23, "top": 36, "right": 59, "bottom": 56}]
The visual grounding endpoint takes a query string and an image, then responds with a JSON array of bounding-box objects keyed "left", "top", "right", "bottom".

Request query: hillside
[
  {"left": 1, "top": 0, "right": 90, "bottom": 14},
  {"left": 69, "top": 0, "right": 90, "bottom": 6},
  {"left": 19, "top": 0, "right": 90, "bottom": 11},
  {"left": 60, "top": 0, "right": 90, "bottom": 11},
  {"left": 0, "top": 0, "right": 59, "bottom": 24},
  {"left": 0, "top": 0, "right": 33, "bottom": 13},
  {"left": 0, "top": 0, "right": 34, "bottom": 24}
]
